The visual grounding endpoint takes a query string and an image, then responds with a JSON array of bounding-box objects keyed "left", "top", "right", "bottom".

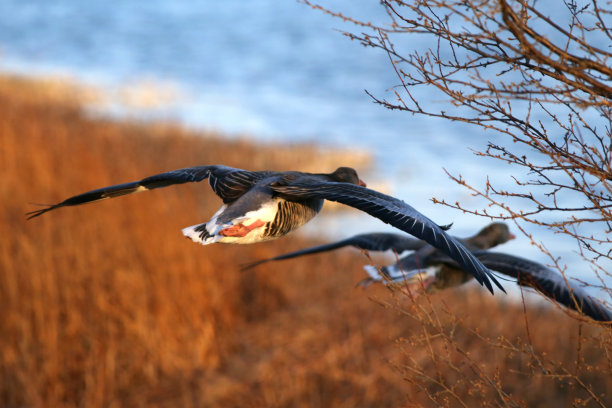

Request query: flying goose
[
  {"left": 26, "top": 165, "right": 504, "bottom": 293},
  {"left": 245, "top": 223, "right": 610, "bottom": 321}
]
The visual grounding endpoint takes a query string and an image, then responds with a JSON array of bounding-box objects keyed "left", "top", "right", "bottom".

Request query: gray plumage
[{"left": 27, "top": 164, "right": 503, "bottom": 294}]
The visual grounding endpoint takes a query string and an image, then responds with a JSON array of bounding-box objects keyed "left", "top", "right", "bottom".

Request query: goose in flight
[
  {"left": 26, "top": 165, "right": 503, "bottom": 294},
  {"left": 245, "top": 224, "right": 611, "bottom": 322}
]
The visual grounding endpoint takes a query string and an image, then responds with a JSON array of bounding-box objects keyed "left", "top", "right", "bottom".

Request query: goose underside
[
  {"left": 262, "top": 199, "right": 322, "bottom": 239},
  {"left": 182, "top": 198, "right": 322, "bottom": 245}
]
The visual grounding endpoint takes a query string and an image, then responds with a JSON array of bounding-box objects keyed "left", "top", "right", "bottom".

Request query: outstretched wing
[
  {"left": 472, "top": 251, "right": 612, "bottom": 322},
  {"left": 270, "top": 181, "right": 504, "bottom": 294},
  {"left": 243, "top": 232, "right": 425, "bottom": 270},
  {"left": 27, "top": 165, "right": 263, "bottom": 219}
]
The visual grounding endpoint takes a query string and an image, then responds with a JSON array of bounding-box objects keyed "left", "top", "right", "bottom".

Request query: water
[{"left": 1, "top": 0, "right": 609, "bottom": 301}]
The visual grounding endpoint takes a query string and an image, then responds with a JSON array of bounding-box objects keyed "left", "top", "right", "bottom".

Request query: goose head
[{"left": 330, "top": 167, "right": 366, "bottom": 187}]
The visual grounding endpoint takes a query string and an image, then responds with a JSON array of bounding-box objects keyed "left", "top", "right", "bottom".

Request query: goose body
[
  {"left": 27, "top": 164, "right": 503, "bottom": 294},
  {"left": 368, "top": 223, "right": 513, "bottom": 289},
  {"left": 182, "top": 195, "right": 322, "bottom": 245}
]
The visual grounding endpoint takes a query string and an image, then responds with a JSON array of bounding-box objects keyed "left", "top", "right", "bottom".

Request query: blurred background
[{"left": 1, "top": 1, "right": 611, "bottom": 406}]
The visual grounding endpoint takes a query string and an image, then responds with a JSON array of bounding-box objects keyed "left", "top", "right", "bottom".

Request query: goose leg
[{"left": 219, "top": 220, "right": 266, "bottom": 237}]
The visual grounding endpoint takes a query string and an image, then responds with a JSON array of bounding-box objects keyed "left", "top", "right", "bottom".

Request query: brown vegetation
[{"left": 1, "top": 76, "right": 611, "bottom": 407}]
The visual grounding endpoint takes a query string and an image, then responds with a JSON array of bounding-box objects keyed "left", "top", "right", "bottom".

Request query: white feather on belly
[
  {"left": 182, "top": 200, "right": 281, "bottom": 245},
  {"left": 363, "top": 264, "right": 437, "bottom": 284}
]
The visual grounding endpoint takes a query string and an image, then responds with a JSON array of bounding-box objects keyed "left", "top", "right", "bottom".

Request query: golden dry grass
[{"left": 1, "top": 75, "right": 610, "bottom": 407}]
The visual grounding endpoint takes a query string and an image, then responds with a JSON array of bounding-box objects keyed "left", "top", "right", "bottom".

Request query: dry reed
[{"left": 0, "top": 75, "right": 610, "bottom": 407}]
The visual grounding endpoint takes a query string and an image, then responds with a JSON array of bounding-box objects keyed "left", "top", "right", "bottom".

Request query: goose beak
[
  {"left": 509, "top": 233, "right": 516, "bottom": 240},
  {"left": 358, "top": 179, "right": 367, "bottom": 187}
]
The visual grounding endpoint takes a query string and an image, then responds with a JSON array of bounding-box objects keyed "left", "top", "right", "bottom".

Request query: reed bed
[{"left": 0, "top": 75, "right": 610, "bottom": 407}]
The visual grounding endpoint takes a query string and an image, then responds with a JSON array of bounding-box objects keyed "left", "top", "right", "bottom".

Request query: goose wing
[
  {"left": 206, "top": 166, "right": 270, "bottom": 204},
  {"left": 243, "top": 232, "right": 425, "bottom": 270},
  {"left": 27, "top": 165, "right": 264, "bottom": 219},
  {"left": 473, "top": 251, "right": 612, "bottom": 322},
  {"left": 270, "top": 180, "right": 504, "bottom": 294}
]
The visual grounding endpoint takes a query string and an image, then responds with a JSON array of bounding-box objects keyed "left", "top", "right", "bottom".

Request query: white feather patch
[
  {"left": 181, "top": 200, "right": 284, "bottom": 245},
  {"left": 364, "top": 265, "right": 383, "bottom": 281}
]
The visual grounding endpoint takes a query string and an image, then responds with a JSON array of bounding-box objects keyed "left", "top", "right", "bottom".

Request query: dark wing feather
[
  {"left": 271, "top": 181, "right": 504, "bottom": 294},
  {"left": 473, "top": 251, "right": 612, "bottom": 322},
  {"left": 349, "top": 232, "right": 427, "bottom": 253},
  {"left": 243, "top": 232, "right": 424, "bottom": 270},
  {"left": 207, "top": 166, "right": 270, "bottom": 204},
  {"left": 26, "top": 165, "right": 263, "bottom": 219}
]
